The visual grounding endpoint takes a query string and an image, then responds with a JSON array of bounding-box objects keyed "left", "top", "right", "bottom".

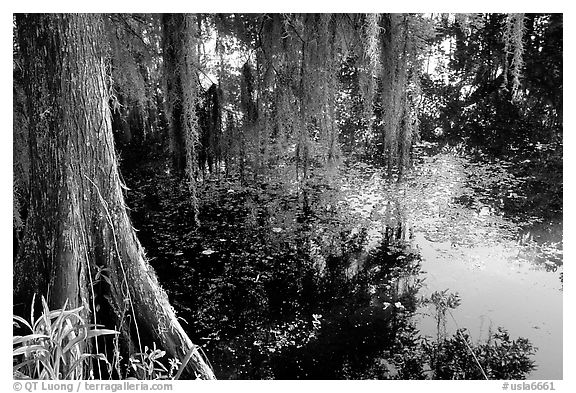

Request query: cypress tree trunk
[
  {"left": 162, "top": 14, "right": 187, "bottom": 175},
  {"left": 14, "top": 13, "right": 215, "bottom": 380},
  {"left": 162, "top": 13, "right": 200, "bottom": 223}
]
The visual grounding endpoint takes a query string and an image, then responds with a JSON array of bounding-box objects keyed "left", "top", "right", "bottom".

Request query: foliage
[
  {"left": 423, "top": 327, "right": 535, "bottom": 380},
  {"left": 13, "top": 296, "right": 118, "bottom": 380},
  {"left": 421, "top": 290, "right": 461, "bottom": 342},
  {"left": 420, "top": 14, "right": 561, "bottom": 163},
  {"left": 12, "top": 297, "right": 195, "bottom": 381},
  {"left": 387, "top": 289, "right": 536, "bottom": 380},
  {"left": 379, "top": 14, "right": 431, "bottom": 173},
  {"left": 127, "top": 343, "right": 180, "bottom": 380},
  {"left": 84, "top": 13, "right": 436, "bottom": 204}
]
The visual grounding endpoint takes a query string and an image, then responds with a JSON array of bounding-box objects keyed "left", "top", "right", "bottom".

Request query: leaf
[
  {"left": 30, "top": 293, "right": 36, "bottom": 331},
  {"left": 150, "top": 350, "right": 166, "bottom": 361},
  {"left": 62, "top": 329, "right": 87, "bottom": 354},
  {"left": 13, "top": 334, "right": 50, "bottom": 345},
  {"left": 86, "top": 329, "right": 120, "bottom": 339},
  {"left": 13, "top": 345, "right": 49, "bottom": 357},
  {"left": 394, "top": 302, "right": 405, "bottom": 309},
  {"left": 39, "top": 358, "right": 56, "bottom": 379},
  {"left": 13, "top": 315, "right": 32, "bottom": 333},
  {"left": 13, "top": 359, "right": 37, "bottom": 374},
  {"left": 64, "top": 354, "right": 98, "bottom": 380}
]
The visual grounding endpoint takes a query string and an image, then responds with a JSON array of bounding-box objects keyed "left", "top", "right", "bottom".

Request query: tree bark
[
  {"left": 162, "top": 14, "right": 187, "bottom": 175},
  {"left": 161, "top": 14, "right": 200, "bottom": 223},
  {"left": 14, "top": 13, "right": 215, "bottom": 380}
]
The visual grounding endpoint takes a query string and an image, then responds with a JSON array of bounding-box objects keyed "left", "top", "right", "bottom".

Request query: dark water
[{"left": 128, "top": 146, "right": 562, "bottom": 379}]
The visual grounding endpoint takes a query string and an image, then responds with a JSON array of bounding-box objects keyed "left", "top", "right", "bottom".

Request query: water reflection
[
  {"left": 340, "top": 148, "right": 563, "bottom": 379},
  {"left": 127, "top": 146, "right": 562, "bottom": 379}
]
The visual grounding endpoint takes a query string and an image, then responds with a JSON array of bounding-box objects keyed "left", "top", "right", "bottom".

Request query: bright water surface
[{"left": 342, "top": 149, "right": 563, "bottom": 379}]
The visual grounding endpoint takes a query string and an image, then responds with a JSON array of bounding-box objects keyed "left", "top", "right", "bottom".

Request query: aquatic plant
[{"left": 423, "top": 327, "right": 535, "bottom": 380}]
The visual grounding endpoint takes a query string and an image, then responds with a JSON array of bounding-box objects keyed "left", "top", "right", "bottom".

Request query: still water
[
  {"left": 343, "top": 148, "right": 563, "bottom": 379},
  {"left": 415, "top": 233, "right": 562, "bottom": 379},
  {"left": 133, "top": 144, "right": 562, "bottom": 379}
]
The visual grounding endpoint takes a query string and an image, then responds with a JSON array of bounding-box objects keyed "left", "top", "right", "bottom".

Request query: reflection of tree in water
[
  {"left": 124, "top": 158, "right": 538, "bottom": 379},
  {"left": 248, "top": 233, "right": 424, "bottom": 379},
  {"left": 126, "top": 168, "right": 428, "bottom": 378}
]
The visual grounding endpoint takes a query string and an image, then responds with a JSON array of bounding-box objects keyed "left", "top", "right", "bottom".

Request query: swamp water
[
  {"left": 129, "top": 144, "right": 562, "bottom": 379},
  {"left": 341, "top": 146, "right": 563, "bottom": 379}
]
